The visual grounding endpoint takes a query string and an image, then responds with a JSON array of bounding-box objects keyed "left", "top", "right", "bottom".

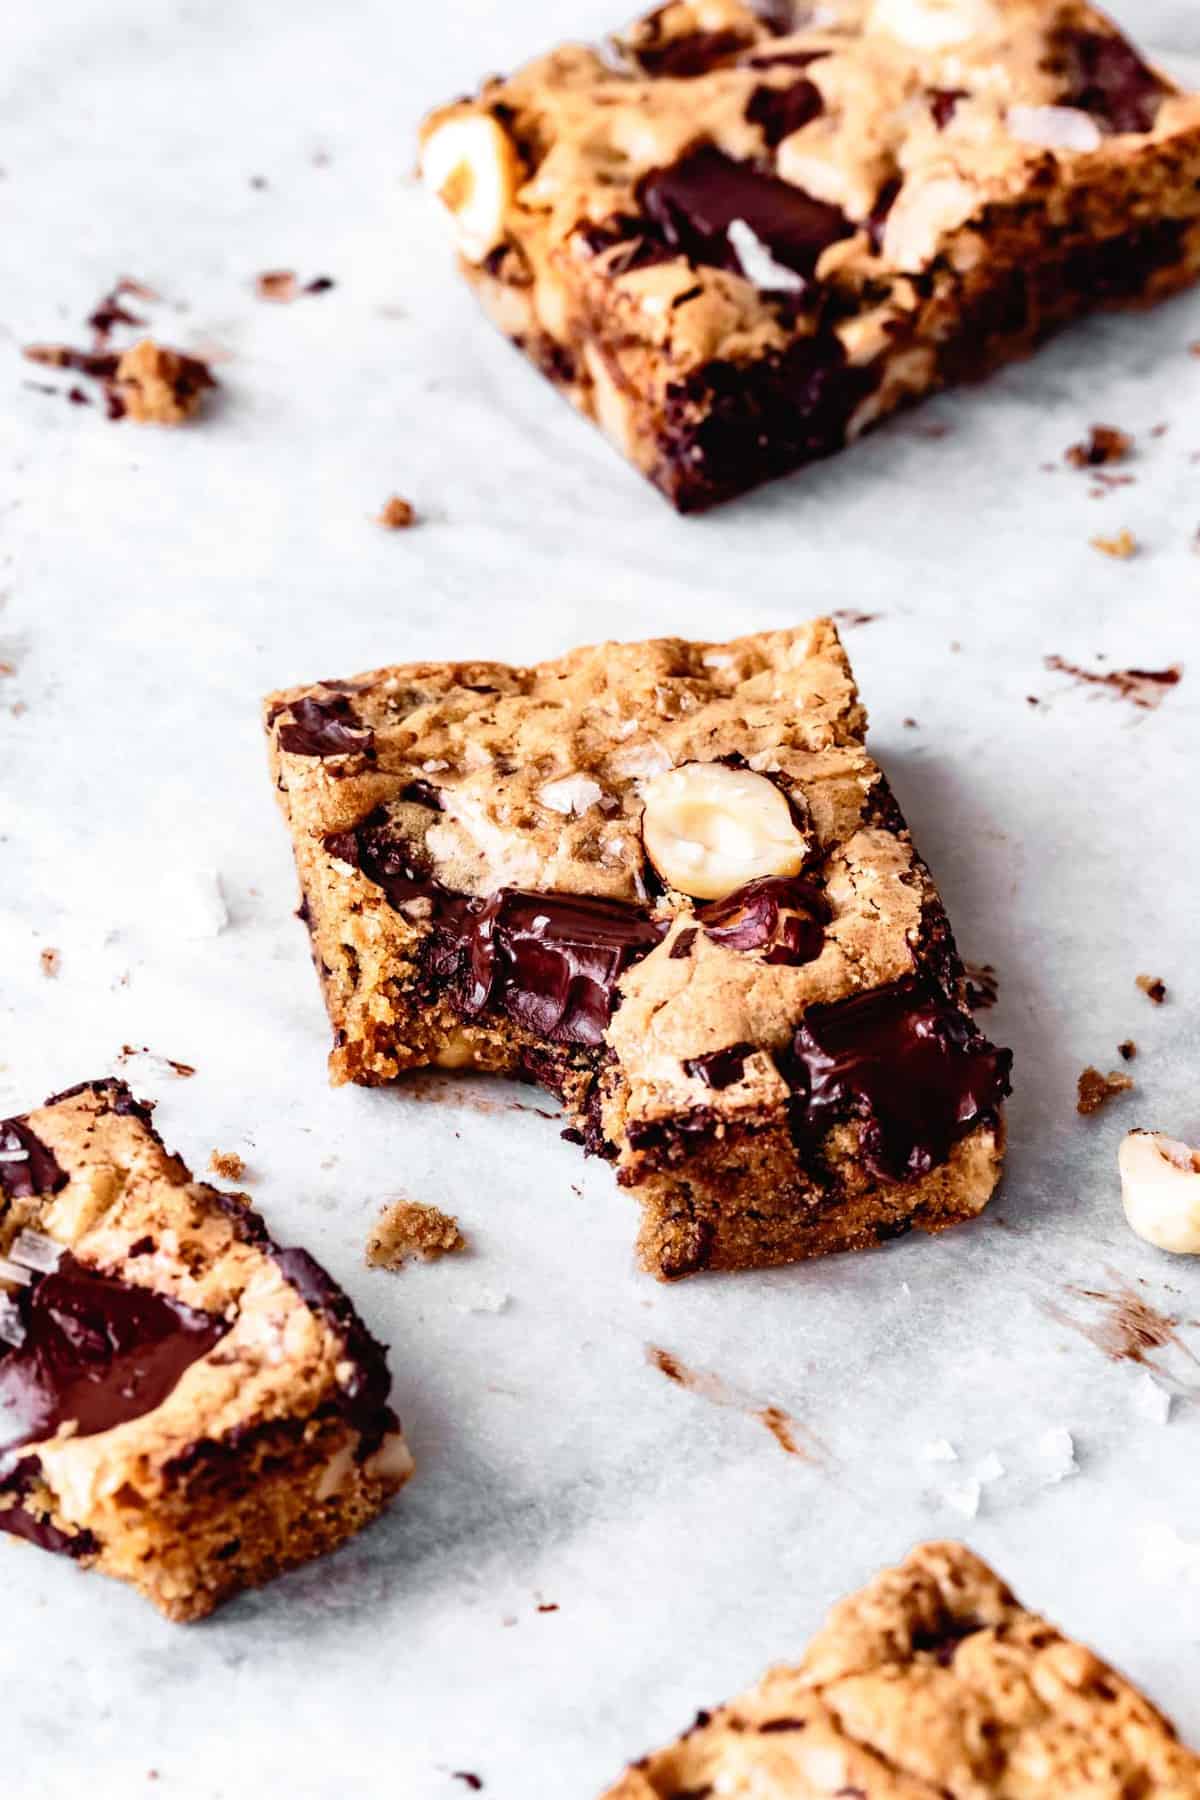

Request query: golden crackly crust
[
  {"left": 265, "top": 620, "right": 1005, "bottom": 1279},
  {"left": 0, "top": 1081, "right": 412, "bottom": 1619},
  {"left": 420, "top": 0, "right": 1200, "bottom": 506},
  {"left": 600, "top": 1542, "right": 1200, "bottom": 1798}
]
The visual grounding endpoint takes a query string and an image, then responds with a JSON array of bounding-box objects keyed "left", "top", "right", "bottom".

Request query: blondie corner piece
[
  {"left": 0, "top": 1080, "right": 412, "bottom": 1621},
  {"left": 418, "top": 0, "right": 1200, "bottom": 512},
  {"left": 598, "top": 1541, "right": 1200, "bottom": 1797},
  {"left": 265, "top": 619, "right": 1010, "bottom": 1281}
]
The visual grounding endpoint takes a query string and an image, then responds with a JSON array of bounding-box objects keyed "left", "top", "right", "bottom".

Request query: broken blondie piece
[
  {"left": 0, "top": 1080, "right": 411, "bottom": 1620},
  {"left": 419, "top": 0, "right": 1200, "bottom": 510},
  {"left": 265, "top": 619, "right": 1010, "bottom": 1280},
  {"left": 598, "top": 1541, "right": 1200, "bottom": 1796}
]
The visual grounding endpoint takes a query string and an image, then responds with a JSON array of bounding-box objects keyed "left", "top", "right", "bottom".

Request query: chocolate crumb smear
[
  {"left": 1065, "top": 423, "right": 1133, "bottom": 468},
  {"left": 1076, "top": 1065, "right": 1134, "bottom": 1115},
  {"left": 0, "top": 1118, "right": 68, "bottom": 1202}
]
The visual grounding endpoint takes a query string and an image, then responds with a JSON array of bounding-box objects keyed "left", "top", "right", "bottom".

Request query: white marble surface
[{"left": 2, "top": 3, "right": 1200, "bottom": 1795}]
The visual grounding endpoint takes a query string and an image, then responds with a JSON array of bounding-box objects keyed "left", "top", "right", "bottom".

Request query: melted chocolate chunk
[
  {"left": 1056, "top": 29, "right": 1168, "bottom": 135},
  {"left": 746, "top": 77, "right": 823, "bottom": 148},
  {"left": 639, "top": 145, "right": 853, "bottom": 278},
  {"left": 277, "top": 696, "right": 376, "bottom": 760},
  {"left": 784, "top": 978, "right": 1011, "bottom": 1181},
  {"left": 0, "top": 1255, "right": 228, "bottom": 1460},
  {"left": 326, "top": 812, "right": 668, "bottom": 1048},
  {"left": 0, "top": 1118, "right": 67, "bottom": 1202},
  {"left": 699, "top": 876, "right": 828, "bottom": 965},
  {"left": 684, "top": 1043, "right": 754, "bottom": 1090},
  {"left": 0, "top": 1460, "right": 98, "bottom": 1559},
  {"left": 270, "top": 1248, "right": 394, "bottom": 1452}
]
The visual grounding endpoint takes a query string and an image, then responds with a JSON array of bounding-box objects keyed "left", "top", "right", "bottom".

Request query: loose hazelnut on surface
[
  {"left": 1119, "top": 1130, "right": 1200, "bottom": 1255},
  {"left": 640, "top": 762, "right": 809, "bottom": 900},
  {"left": 420, "top": 112, "right": 519, "bottom": 264},
  {"left": 867, "top": 0, "right": 1001, "bottom": 52}
]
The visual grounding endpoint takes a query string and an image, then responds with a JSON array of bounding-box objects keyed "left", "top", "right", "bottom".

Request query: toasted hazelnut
[
  {"left": 640, "top": 763, "right": 808, "bottom": 900},
  {"left": 420, "top": 112, "right": 519, "bottom": 264},
  {"left": 1119, "top": 1130, "right": 1200, "bottom": 1255},
  {"left": 434, "top": 1030, "right": 479, "bottom": 1071},
  {"left": 867, "top": 0, "right": 1001, "bottom": 51}
]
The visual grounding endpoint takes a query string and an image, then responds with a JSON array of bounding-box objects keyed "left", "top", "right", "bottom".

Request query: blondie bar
[
  {"left": 266, "top": 619, "right": 1010, "bottom": 1279},
  {"left": 0, "top": 1080, "right": 411, "bottom": 1619},
  {"left": 420, "top": 0, "right": 1200, "bottom": 510},
  {"left": 599, "top": 1541, "right": 1200, "bottom": 1796}
]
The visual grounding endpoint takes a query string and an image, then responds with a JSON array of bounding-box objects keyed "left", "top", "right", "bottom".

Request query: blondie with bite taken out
[{"left": 265, "top": 619, "right": 1010, "bottom": 1279}]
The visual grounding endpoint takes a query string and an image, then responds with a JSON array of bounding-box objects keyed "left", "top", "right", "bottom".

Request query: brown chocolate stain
[
  {"left": 830, "top": 609, "right": 881, "bottom": 629},
  {"left": 964, "top": 962, "right": 999, "bottom": 1010},
  {"left": 117, "top": 1045, "right": 195, "bottom": 1079},
  {"left": 403, "top": 1073, "right": 554, "bottom": 1119},
  {"left": 646, "top": 1345, "right": 822, "bottom": 1462},
  {"left": 1044, "top": 1270, "right": 1200, "bottom": 1380},
  {"left": 1044, "top": 655, "right": 1182, "bottom": 711}
]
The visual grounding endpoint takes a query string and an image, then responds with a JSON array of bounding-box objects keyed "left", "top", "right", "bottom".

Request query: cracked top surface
[
  {"left": 422, "top": 0, "right": 1200, "bottom": 377},
  {"left": 0, "top": 1082, "right": 398, "bottom": 1525},
  {"left": 266, "top": 621, "right": 985, "bottom": 1127},
  {"left": 601, "top": 1541, "right": 1200, "bottom": 1798}
]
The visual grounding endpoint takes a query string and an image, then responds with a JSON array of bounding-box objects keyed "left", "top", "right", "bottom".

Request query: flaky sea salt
[
  {"left": 10, "top": 1229, "right": 62, "bottom": 1273},
  {"left": 975, "top": 1451, "right": 1005, "bottom": 1484},
  {"left": 537, "top": 774, "right": 605, "bottom": 817},
  {"left": 1007, "top": 104, "right": 1103, "bottom": 154},
  {"left": 163, "top": 870, "right": 229, "bottom": 938},
  {"left": 728, "top": 220, "right": 806, "bottom": 294},
  {"left": 922, "top": 1438, "right": 958, "bottom": 1463},
  {"left": 1133, "top": 1372, "right": 1172, "bottom": 1426},
  {"left": 0, "top": 1258, "right": 33, "bottom": 1286},
  {"left": 1035, "top": 1426, "right": 1078, "bottom": 1484},
  {"left": 944, "top": 1479, "right": 982, "bottom": 1519},
  {"left": 454, "top": 1287, "right": 511, "bottom": 1315},
  {"left": 0, "top": 1295, "right": 26, "bottom": 1347}
]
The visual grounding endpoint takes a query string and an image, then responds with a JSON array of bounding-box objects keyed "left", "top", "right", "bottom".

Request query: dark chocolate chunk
[
  {"left": 635, "top": 27, "right": 754, "bottom": 77},
  {"left": 0, "top": 1118, "right": 67, "bottom": 1202},
  {"left": 270, "top": 1248, "right": 395, "bottom": 1452},
  {"left": 277, "top": 695, "right": 376, "bottom": 760},
  {"left": 657, "top": 330, "right": 874, "bottom": 511},
  {"left": 398, "top": 778, "right": 446, "bottom": 811},
  {"left": 746, "top": 77, "right": 823, "bottom": 148},
  {"left": 639, "top": 145, "right": 853, "bottom": 278},
  {"left": 784, "top": 977, "right": 1012, "bottom": 1181},
  {"left": 326, "top": 812, "right": 668, "bottom": 1048},
  {"left": 684, "top": 1043, "right": 754, "bottom": 1090},
  {"left": 929, "top": 88, "right": 967, "bottom": 130},
  {"left": 669, "top": 927, "right": 699, "bottom": 960},
  {"left": 699, "top": 876, "right": 828, "bottom": 965},
  {"left": 0, "top": 1255, "right": 228, "bottom": 1459},
  {"left": 1056, "top": 28, "right": 1168, "bottom": 135}
]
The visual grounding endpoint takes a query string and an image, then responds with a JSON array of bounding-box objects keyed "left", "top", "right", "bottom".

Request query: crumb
[
  {"left": 254, "top": 271, "right": 333, "bottom": 301},
  {"left": 1190, "top": 341, "right": 1200, "bottom": 357},
  {"left": 1090, "top": 529, "right": 1138, "bottom": 560},
  {"left": 1118, "top": 1040, "right": 1137, "bottom": 1061},
  {"left": 1066, "top": 424, "right": 1133, "bottom": 468},
  {"left": 208, "top": 1150, "right": 246, "bottom": 1182},
  {"left": 113, "top": 339, "right": 216, "bottom": 424},
  {"left": 376, "top": 495, "right": 416, "bottom": 530},
  {"left": 249, "top": 175, "right": 268, "bottom": 190},
  {"left": 366, "top": 1199, "right": 465, "bottom": 1269},
  {"left": 964, "top": 962, "right": 999, "bottom": 1010},
  {"left": 1137, "top": 974, "right": 1168, "bottom": 1005},
  {"left": 1150, "top": 424, "right": 1169, "bottom": 439},
  {"left": 1076, "top": 1066, "right": 1135, "bottom": 1116},
  {"left": 1026, "top": 695, "right": 1040, "bottom": 706},
  {"left": 902, "top": 716, "right": 919, "bottom": 729},
  {"left": 0, "top": 661, "right": 15, "bottom": 678},
  {"left": 117, "top": 1045, "right": 196, "bottom": 1079},
  {"left": 536, "top": 1602, "right": 559, "bottom": 1614},
  {"left": 38, "top": 947, "right": 60, "bottom": 979},
  {"left": 452, "top": 1778, "right": 483, "bottom": 1793},
  {"left": 256, "top": 269, "right": 298, "bottom": 301},
  {"left": 829, "top": 610, "right": 879, "bottom": 628}
]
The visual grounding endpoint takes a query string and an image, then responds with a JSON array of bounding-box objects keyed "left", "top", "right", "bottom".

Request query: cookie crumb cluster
[{"left": 367, "top": 1199, "right": 465, "bottom": 1269}]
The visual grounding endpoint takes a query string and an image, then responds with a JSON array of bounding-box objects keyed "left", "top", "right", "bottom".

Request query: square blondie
[
  {"left": 0, "top": 1080, "right": 411, "bottom": 1620},
  {"left": 266, "top": 620, "right": 1010, "bottom": 1279},
  {"left": 419, "top": 0, "right": 1200, "bottom": 510},
  {"left": 599, "top": 1541, "right": 1200, "bottom": 1797}
]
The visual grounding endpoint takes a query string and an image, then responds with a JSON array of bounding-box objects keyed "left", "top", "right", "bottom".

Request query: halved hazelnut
[
  {"left": 1119, "top": 1130, "right": 1200, "bottom": 1254},
  {"left": 640, "top": 762, "right": 809, "bottom": 900},
  {"left": 420, "top": 112, "right": 519, "bottom": 264}
]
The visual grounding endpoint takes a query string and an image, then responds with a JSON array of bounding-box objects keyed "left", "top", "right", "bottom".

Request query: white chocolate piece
[
  {"left": 1119, "top": 1130, "right": 1200, "bottom": 1254},
  {"left": 640, "top": 762, "right": 808, "bottom": 900},
  {"left": 421, "top": 113, "right": 519, "bottom": 264}
]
